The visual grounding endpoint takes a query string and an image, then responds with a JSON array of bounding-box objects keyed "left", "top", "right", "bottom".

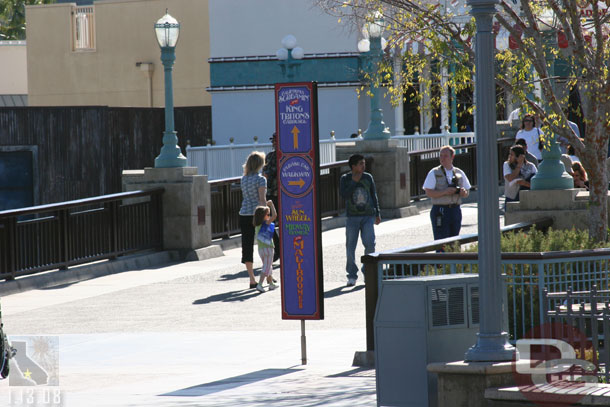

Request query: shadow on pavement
[
  {"left": 218, "top": 265, "right": 280, "bottom": 282},
  {"left": 193, "top": 289, "right": 261, "bottom": 304},
  {"left": 159, "top": 368, "right": 301, "bottom": 397},
  {"left": 326, "top": 367, "right": 376, "bottom": 378},
  {"left": 324, "top": 285, "right": 364, "bottom": 299}
]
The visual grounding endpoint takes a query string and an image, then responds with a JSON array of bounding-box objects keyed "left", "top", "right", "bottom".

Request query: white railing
[
  {"left": 186, "top": 132, "right": 476, "bottom": 180},
  {"left": 186, "top": 138, "right": 349, "bottom": 180},
  {"left": 72, "top": 6, "right": 95, "bottom": 51}
]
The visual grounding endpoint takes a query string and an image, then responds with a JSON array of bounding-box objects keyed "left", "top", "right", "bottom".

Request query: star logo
[{"left": 23, "top": 368, "right": 32, "bottom": 380}]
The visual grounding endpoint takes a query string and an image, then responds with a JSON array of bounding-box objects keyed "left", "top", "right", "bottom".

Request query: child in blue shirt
[{"left": 253, "top": 200, "right": 277, "bottom": 293}]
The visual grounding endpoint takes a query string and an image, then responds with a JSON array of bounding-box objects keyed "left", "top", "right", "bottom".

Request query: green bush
[{"left": 450, "top": 227, "right": 608, "bottom": 253}]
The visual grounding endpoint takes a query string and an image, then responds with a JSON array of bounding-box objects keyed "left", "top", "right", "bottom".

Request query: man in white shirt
[{"left": 423, "top": 145, "right": 472, "bottom": 242}]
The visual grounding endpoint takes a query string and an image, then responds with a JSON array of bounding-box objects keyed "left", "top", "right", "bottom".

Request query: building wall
[
  {"left": 211, "top": 87, "right": 364, "bottom": 145},
  {"left": 26, "top": 0, "right": 211, "bottom": 107},
  {"left": 208, "top": 0, "right": 356, "bottom": 57},
  {"left": 0, "top": 41, "right": 28, "bottom": 94}
]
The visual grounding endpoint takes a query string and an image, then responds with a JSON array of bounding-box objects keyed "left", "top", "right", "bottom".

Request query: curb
[{"left": 0, "top": 250, "right": 182, "bottom": 296}]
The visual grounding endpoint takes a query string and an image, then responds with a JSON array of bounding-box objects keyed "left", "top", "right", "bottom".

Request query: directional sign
[
  {"left": 280, "top": 156, "right": 313, "bottom": 195},
  {"left": 276, "top": 86, "right": 312, "bottom": 154},
  {"left": 275, "top": 82, "right": 323, "bottom": 320}
]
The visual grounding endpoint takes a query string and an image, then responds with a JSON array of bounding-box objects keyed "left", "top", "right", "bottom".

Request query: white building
[{"left": 208, "top": 0, "right": 396, "bottom": 145}]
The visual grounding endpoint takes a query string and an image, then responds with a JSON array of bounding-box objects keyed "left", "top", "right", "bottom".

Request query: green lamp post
[
  {"left": 154, "top": 10, "right": 187, "bottom": 168},
  {"left": 530, "top": 11, "right": 573, "bottom": 190},
  {"left": 358, "top": 14, "right": 391, "bottom": 140}
]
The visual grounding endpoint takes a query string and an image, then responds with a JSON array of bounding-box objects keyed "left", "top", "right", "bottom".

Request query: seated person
[
  {"left": 572, "top": 162, "right": 589, "bottom": 190},
  {"left": 515, "top": 138, "right": 539, "bottom": 167},
  {"left": 503, "top": 145, "right": 537, "bottom": 203}
]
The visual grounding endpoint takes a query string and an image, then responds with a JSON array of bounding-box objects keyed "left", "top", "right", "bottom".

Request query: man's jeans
[{"left": 346, "top": 215, "right": 376, "bottom": 281}]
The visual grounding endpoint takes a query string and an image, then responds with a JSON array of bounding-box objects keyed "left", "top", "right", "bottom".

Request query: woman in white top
[
  {"left": 515, "top": 114, "right": 544, "bottom": 161},
  {"left": 503, "top": 145, "right": 537, "bottom": 203}
]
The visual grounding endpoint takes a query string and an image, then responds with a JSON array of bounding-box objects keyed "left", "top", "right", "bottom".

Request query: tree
[
  {"left": 318, "top": 0, "right": 610, "bottom": 241},
  {"left": 0, "top": 0, "right": 54, "bottom": 40}
]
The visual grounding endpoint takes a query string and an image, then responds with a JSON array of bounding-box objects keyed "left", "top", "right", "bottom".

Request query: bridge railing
[
  {"left": 360, "top": 218, "right": 562, "bottom": 352},
  {"left": 209, "top": 160, "right": 347, "bottom": 239},
  {"left": 0, "top": 188, "right": 164, "bottom": 280}
]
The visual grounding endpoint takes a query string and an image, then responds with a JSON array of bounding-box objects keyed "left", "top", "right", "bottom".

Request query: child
[{"left": 253, "top": 200, "right": 278, "bottom": 293}]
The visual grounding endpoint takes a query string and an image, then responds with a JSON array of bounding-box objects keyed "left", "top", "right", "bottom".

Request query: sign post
[{"left": 275, "top": 82, "right": 324, "bottom": 364}]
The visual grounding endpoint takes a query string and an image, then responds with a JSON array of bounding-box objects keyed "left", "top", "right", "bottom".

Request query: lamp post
[
  {"left": 529, "top": 12, "right": 574, "bottom": 190},
  {"left": 358, "top": 15, "right": 391, "bottom": 140},
  {"left": 276, "top": 35, "right": 304, "bottom": 80},
  {"left": 154, "top": 10, "right": 187, "bottom": 168},
  {"left": 464, "top": 0, "right": 517, "bottom": 362}
]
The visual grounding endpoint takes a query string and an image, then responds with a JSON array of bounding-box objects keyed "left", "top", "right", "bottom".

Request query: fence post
[
  {"left": 6, "top": 218, "right": 17, "bottom": 280},
  {"left": 106, "top": 201, "right": 119, "bottom": 258},
  {"left": 58, "top": 209, "right": 69, "bottom": 270},
  {"left": 537, "top": 261, "right": 546, "bottom": 333},
  {"left": 363, "top": 258, "right": 379, "bottom": 352}
]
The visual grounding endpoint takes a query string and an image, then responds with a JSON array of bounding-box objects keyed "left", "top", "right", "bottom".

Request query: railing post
[
  {"left": 58, "top": 209, "right": 69, "bottom": 270},
  {"left": 222, "top": 183, "right": 230, "bottom": 239},
  {"left": 6, "top": 218, "right": 17, "bottom": 280},
  {"left": 363, "top": 258, "right": 379, "bottom": 352},
  {"left": 106, "top": 201, "right": 119, "bottom": 258},
  {"left": 537, "top": 262, "right": 546, "bottom": 332}
]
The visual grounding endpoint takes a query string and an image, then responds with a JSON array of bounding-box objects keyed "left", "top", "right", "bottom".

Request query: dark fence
[
  {"left": 0, "top": 188, "right": 164, "bottom": 280},
  {"left": 0, "top": 106, "right": 211, "bottom": 206},
  {"left": 210, "top": 161, "right": 348, "bottom": 239},
  {"left": 409, "top": 137, "right": 515, "bottom": 199}
]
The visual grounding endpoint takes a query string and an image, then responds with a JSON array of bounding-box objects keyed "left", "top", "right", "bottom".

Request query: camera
[{"left": 449, "top": 175, "right": 461, "bottom": 194}]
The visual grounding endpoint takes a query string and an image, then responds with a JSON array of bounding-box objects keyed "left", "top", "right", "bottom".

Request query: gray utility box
[{"left": 375, "top": 273, "right": 479, "bottom": 407}]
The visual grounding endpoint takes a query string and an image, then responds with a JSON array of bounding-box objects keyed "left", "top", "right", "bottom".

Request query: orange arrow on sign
[
  {"left": 291, "top": 126, "right": 300, "bottom": 149},
  {"left": 288, "top": 179, "right": 305, "bottom": 188}
]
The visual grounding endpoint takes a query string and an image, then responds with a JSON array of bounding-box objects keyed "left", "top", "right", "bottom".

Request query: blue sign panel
[{"left": 275, "top": 82, "right": 323, "bottom": 320}]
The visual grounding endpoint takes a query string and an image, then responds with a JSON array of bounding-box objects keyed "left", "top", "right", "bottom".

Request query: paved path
[{"left": 0, "top": 203, "right": 489, "bottom": 406}]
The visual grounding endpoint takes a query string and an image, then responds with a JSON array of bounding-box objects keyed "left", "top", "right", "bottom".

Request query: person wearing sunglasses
[{"left": 515, "top": 114, "right": 545, "bottom": 162}]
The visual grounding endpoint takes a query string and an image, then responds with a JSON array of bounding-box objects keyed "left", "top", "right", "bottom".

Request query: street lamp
[
  {"left": 358, "top": 14, "right": 391, "bottom": 140},
  {"left": 154, "top": 10, "right": 187, "bottom": 168},
  {"left": 529, "top": 11, "right": 574, "bottom": 190},
  {"left": 277, "top": 35, "right": 304, "bottom": 80},
  {"left": 464, "top": 0, "right": 516, "bottom": 362}
]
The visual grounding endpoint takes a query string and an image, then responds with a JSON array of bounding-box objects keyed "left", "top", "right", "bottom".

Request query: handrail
[
  {"left": 361, "top": 217, "right": 556, "bottom": 353},
  {"left": 0, "top": 188, "right": 165, "bottom": 218},
  {"left": 406, "top": 136, "right": 515, "bottom": 155},
  {"left": 208, "top": 160, "right": 348, "bottom": 186},
  {"left": 363, "top": 217, "right": 553, "bottom": 257}
]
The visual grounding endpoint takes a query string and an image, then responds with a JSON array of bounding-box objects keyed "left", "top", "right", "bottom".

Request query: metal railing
[
  {"left": 393, "top": 132, "right": 476, "bottom": 158},
  {"left": 72, "top": 6, "right": 95, "bottom": 51},
  {"left": 545, "top": 287, "right": 610, "bottom": 382},
  {"left": 361, "top": 218, "right": 557, "bottom": 352},
  {"left": 0, "top": 188, "right": 163, "bottom": 280},
  {"left": 187, "top": 139, "right": 339, "bottom": 180},
  {"left": 209, "top": 160, "right": 347, "bottom": 239}
]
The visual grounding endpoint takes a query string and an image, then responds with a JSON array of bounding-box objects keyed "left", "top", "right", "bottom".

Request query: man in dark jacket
[{"left": 339, "top": 154, "right": 381, "bottom": 286}]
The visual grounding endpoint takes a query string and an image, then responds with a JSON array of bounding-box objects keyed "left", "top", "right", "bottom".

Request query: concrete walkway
[{"left": 0, "top": 203, "right": 487, "bottom": 406}]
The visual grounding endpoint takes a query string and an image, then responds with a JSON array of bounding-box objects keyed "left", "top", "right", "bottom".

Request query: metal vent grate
[
  {"left": 448, "top": 287, "right": 465, "bottom": 325},
  {"left": 470, "top": 286, "right": 480, "bottom": 325},
  {"left": 431, "top": 288, "right": 448, "bottom": 326},
  {"left": 430, "top": 286, "right": 465, "bottom": 327}
]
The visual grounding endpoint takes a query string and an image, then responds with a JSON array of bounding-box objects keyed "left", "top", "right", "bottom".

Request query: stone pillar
[
  {"left": 505, "top": 189, "right": 610, "bottom": 231},
  {"left": 428, "top": 361, "right": 523, "bottom": 407},
  {"left": 336, "top": 139, "right": 413, "bottom": 218},
  {"left": 122, "top": 167, "right": 211, "bottom": 252}
]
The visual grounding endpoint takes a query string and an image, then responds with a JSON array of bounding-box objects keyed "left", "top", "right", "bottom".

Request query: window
[{"left": 72, "top": 6, "right": 95, "bottom": 51}]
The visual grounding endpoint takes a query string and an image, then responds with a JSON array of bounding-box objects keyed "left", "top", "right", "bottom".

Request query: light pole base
[
  {"left": 464, "top": 332, "right": 518, "bottom": 362},
  {"left": 155, "top": 130, "right": 187, "bottom": 168},
  {"left": 154, "top": 154, "right": 187, "bottom": 168},
  {"left": 531, "top": 140, "right": 574, "bottom": 190}
]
